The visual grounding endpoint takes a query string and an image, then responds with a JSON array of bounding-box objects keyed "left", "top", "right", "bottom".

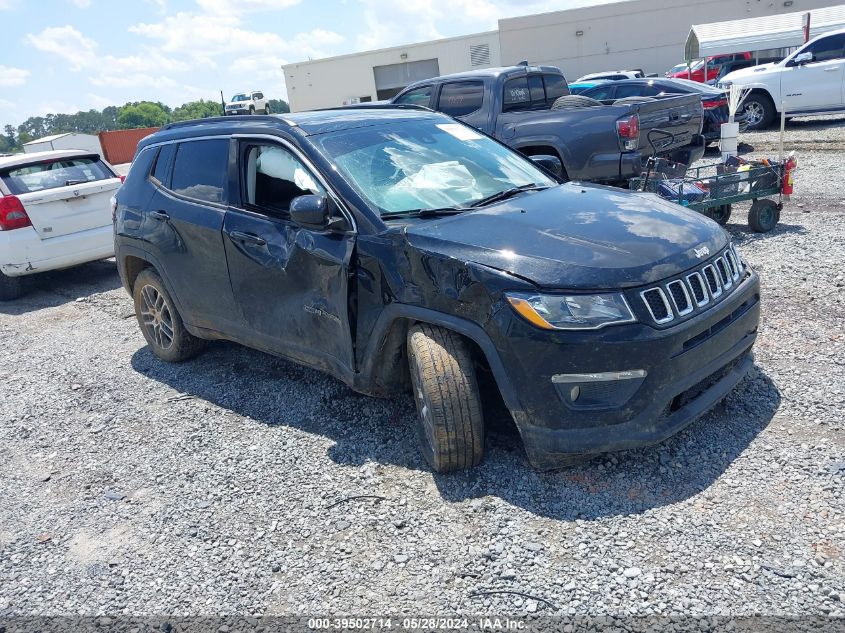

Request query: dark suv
[{"left": 114, "top": 107, "right": 760, "bottom": 472}]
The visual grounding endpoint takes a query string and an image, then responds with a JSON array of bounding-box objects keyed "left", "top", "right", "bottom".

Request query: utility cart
[{"left": 630, "top": 131, "right": 796, "bottom": 233}]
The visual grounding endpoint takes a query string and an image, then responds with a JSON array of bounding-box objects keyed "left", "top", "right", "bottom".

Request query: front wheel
[
  {"left": 0, "top": 271, "right": 23, "bottom": 301},
  {"left": 407, "top": 324, "right": 485, "bottom": 472},
  {"left": 133, "top": 268, "right": 206, "bottom": 362},
  {"left": 748, "top": 199, "right": 780, "bottom": 233},
  {"left": 706, "top": 204, "right": 732, "bottom": 225},
  {"left": 742, "top": 94, "right": 775, "bottom": 130}
]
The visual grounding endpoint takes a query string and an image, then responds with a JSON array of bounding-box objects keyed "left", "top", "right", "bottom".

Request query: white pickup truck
[{"left": 719, "top": 28, "right": 845, "bottom": 130}]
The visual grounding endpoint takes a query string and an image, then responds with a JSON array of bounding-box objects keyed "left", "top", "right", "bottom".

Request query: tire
[
  {"left": 742, "top": 93, "right": 775, "bottom": 130},
  {"left": 551, "top": 95, "right": 603, "bottom": 110},
  {"left": 748, "top": 199, "right": 780, "bottom": 233},
  {"left": 133, "top": 268, "right": 206, "bottom": 362},
  {"left": 0, "top": 271, "right": 23, "bottom": 301},
  {"left": 407, "top": 324, "right": 484, "bottom": 472},
  {"left": 249, "top": 106, "right": 255, "bottom": 115},
  {"left": 612, "top": 96, "right": 657, "bottom": 105},
  {"left": 264, "top": 105, "right": 271, "bottom": 114},
  {"left": 706, "top": 204, "right": 732, "bottom": 225}
]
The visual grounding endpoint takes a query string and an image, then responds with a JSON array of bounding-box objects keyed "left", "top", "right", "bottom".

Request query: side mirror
[
  {"left": 530, "top": 154, "right": 564, "bottom": 179},
  {"left": 791, "top": 52, "right": 813, "bottom": 66},
  {"left": 290, "top": 194, "right": 349, "bottom": 232}
]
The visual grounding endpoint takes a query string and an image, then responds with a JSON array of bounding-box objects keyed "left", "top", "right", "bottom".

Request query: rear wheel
[
  {"left": 748, "top": 199, "right": 780, "bottom": 233},
  {"left": 264, "top": 105, "right": 271, "bottom": 114},
  {"left": 407, "top": 324, "right": 485, "bottom": 472},
  {"left": 249, "top": 105, "right": 255, "bottom": 115},
  {"left": 133, "top": 268, "right": 206, "bottom": 362},
  {"left": 742, "top": 93, "right": 775, "bottom": 130},
  {"left": 0, "top": 271, "right": 23, "bottom": 301}
]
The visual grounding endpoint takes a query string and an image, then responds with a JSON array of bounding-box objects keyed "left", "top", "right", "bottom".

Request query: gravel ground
[{"left": 1, "top": 127, "right": 843, "bottom": 623}]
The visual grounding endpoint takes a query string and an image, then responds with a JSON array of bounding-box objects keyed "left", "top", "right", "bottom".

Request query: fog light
[{"left": 552, "top": 369, "right": 647, "bottom": 410}]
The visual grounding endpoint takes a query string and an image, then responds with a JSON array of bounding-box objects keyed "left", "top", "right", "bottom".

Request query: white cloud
[
  {"left": 25, "top": 26, "right": 98, "bottom": 71},
  {"left": 0, "top": 65, "right": 31, "bottom": 87},
  {"left": 23, "top": 25, "right": 192, "bottom": 91},
  {"left": 130, "top": 12, "right": 343, "bottom": 65},
  {"left": 197, "top": 0, "right": 300, "bottom": 14},
  {"left": 67, "top": 0, "right": 92, "bottom": 7}
]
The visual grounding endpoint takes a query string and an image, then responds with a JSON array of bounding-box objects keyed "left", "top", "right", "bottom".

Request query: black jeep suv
[{"left": 114, "top": 107, "right": 760, "bottom": 472}]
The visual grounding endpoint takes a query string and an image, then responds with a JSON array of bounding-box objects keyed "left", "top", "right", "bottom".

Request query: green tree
[
  {"left": 268, "top": 99, "right": 290, "bottom": 114},
  {"left": 3, "top": 125, "right": 17, "bottom": 147},
  {"left": 172, "top": 99, "right": 224, "bottom": 121},
  {"left": 116, "top": 101, "right": 171, "bottom": 129}
]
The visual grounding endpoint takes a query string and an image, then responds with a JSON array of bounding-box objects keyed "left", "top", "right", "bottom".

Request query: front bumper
[
  {"left": 490, "top": 270, "right": 760, "bottom": 469},
  {"left": 225, "top": 108, "right": 250, "bottom": 115}
]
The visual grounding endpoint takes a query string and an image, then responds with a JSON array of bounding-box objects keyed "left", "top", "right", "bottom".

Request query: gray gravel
[{"left": 0, "top": 129, "right": 843, "bottom": 620}]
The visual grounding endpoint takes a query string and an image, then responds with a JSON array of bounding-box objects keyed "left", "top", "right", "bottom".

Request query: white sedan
[{"left": 0, "top": 149, "right": 123, "bottom": 300}]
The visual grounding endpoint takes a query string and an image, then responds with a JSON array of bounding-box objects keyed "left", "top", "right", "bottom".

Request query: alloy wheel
[
  {"left": 140, "top": 284, "right": 174, "bottom": 350},
  {"left": 744, "top": 102, "right": 763, "bottom": 127}
]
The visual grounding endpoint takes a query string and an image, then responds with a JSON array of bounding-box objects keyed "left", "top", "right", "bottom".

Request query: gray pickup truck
[{"left": 391, "top": 65, "right": 704, "bottom": 184}]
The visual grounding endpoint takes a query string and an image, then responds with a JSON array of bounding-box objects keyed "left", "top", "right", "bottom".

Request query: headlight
[{"left": 506, "top": 291, "right": 636, "bottom": 330}]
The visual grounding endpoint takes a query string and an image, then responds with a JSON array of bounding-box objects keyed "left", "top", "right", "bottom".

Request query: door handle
[
  {"left": 229, "top": 230, "right": 267, "bottom": 246},
  {"left": 150, "top": 210, "right": 169, "bottom": 221}
]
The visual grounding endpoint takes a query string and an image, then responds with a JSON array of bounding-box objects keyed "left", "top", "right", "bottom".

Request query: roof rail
[
  {"left": 161, "top": 114, "right": 278, "bottom": 130},
  {"left": 318, "top": 103, "right": 432, "bottom": 112}
]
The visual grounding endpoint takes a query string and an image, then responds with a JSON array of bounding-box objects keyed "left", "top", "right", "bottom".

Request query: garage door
[{"left": 373, "top": 59, "right": 440, "bottom": 101}]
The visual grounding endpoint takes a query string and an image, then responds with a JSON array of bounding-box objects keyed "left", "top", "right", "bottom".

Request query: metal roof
[
  {"left": 685, "top": 4, "right": 845, "bottom": 59},
  {"left": 0, "top": 149, "right": 100, "bottom": 169},
  {"left": 22, "top": 133, "right": 73, "bottom": 145}
]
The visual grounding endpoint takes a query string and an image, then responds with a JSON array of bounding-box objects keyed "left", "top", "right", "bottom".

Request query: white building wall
[
  {"left": 23, "top": 133, "right": 103, "bottom": 158},
  {"left": 498, "top": 0, "right": 837, "bottom": 81},
  {"left": 284, "top": 31, "right": 501, "bottom": 112}
]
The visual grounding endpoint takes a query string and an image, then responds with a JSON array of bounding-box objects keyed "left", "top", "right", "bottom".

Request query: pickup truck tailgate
[{"left": 635, "top": 94, "right": 702, "bottom": 155}]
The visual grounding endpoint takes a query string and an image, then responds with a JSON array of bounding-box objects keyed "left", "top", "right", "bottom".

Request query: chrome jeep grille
[{"left": 639, "top": 246, "right": 745, "bottom": 325}]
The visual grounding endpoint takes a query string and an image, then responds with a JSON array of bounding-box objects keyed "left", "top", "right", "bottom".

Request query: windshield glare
[
  {"left": 231, "top": 94, "right": 249, "bottom": 102},
  {"left": 314, "top": 120, "right": 557, "bottom": 215}
]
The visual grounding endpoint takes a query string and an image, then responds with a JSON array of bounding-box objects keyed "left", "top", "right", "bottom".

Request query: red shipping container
[{"left": 98, "top": 127, "right": 160, "bottom": 165}]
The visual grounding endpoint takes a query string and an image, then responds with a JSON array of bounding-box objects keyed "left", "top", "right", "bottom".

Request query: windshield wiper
[
  {"left": 469, "top": 183, "right": 548, "bottom": 208},
  {"left": 381, "top": 207, "right": 466, "bottom": 220}
]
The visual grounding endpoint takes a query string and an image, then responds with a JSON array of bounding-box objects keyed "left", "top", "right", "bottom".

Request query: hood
[
  {"left": 403, "top": 183, "right": 729, "bottom": 290},
  {"left": 721, "top": 62, "right": 779, "bottom": 84}
]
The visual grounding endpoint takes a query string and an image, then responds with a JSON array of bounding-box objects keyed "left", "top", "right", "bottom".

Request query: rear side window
[
  {"left": 503, "top": 77, "right": 531, "bottom": 111},
  {"left": 437, "top": 81, "right": 484, "bottom": 117},
  {"left": 0, "top": 157, "right": 114, "bottom": 195},
  {"left": 170, "top": 139, "right": 229, "bottom": 204},
  {"left": 503, "top": 75, "right": 548, "bottom": 112},
  {"left": 394, "top": 85, "right": 433, "bottom": 107},
  {"left": 150, "top": 144, "right": 176, "bottom": 187}
]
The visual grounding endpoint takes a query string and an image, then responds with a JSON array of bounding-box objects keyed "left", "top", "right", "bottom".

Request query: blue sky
[{"left": 1, "top": 0, "right": 605, "bottom": 129}]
